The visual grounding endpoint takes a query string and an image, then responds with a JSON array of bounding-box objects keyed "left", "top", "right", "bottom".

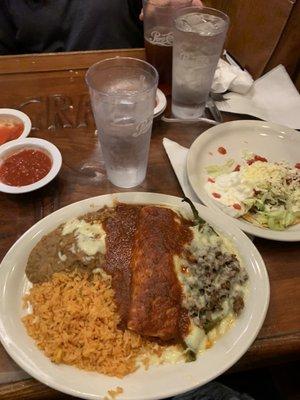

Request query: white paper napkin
[
  {"left": 163, "top": 138, "right": 199, "bottom": 202},
  {"left": 216, "top": 65, "right": 300, "bottom": 129},
  {"left": 212, "top": 58, "right": 253, "bottom": 94}
]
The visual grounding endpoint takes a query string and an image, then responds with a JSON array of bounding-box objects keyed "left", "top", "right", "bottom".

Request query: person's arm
[{"left": 139, "top": 0, "right": 203, "bottom": 20}]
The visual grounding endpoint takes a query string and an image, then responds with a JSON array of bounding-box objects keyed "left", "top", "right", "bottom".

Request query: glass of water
[
  {"left": 172, "top": 7, "right": 229, "bottom": 119},
  {"left": 86, "top": 57, "right": 158, "bottom": 188}
]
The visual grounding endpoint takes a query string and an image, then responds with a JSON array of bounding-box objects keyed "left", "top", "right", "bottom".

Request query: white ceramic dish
[
  {"left": 154, "top": 89, "right": 167, "bottom": 117},
  {"left": 0, "top": 138, "right": 62, "bottom": 194},
  {"left": 187, "top": 120, "right": 300, "bottom": 242},
  {"left": 0, "top": 192, "right": 269, "bottom": 400},
  {"left": 0, "top": 108, "right": 31, "bottom": 142}
]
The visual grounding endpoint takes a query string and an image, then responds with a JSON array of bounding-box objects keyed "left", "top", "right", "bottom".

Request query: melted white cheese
[
  {"left": 159, "top": 345, "right": 185, "bottom": 364},
  {"left": 207, "top": 313, "right": 234, "bottom": 343},
  {"left": 58, "top": 251, "right": 67, "bottom": 262},
  {"left": 137, "top": 344, "right": 185, "bottom": 368},
  {"left": 92, "top": 268, "right": 111, "bottom": 282},
  {"left": 184, "top": 321, "right": 206, "bottom": 352},
  {"left": 174, "top": 224, "right": 248, "bottom": 356},
  {"left": 62, "top": 218, "right": 106, "bottom": 256}
]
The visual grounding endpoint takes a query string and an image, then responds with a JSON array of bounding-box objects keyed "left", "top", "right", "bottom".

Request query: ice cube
[{"left": 176, "top": 12, "right": 226, "bottom": 36}]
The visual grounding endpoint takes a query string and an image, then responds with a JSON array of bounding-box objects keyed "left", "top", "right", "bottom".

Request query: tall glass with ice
[
  {"left": 86, "top": 57, "right": 158, "bottom": 188},
  {"left": 143, "top": 0, "right": 192, "bottom": 91},
  {"left": 172, "top": 7, "right": 229, "bottom": 118}
]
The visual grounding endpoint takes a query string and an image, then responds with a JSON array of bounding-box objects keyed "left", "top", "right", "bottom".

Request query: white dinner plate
[
  {"left": 187, "top": 120, "right": 300, "bottom": 242},
  {"left": 0, "top": 192, "right": 269, "bottom": 400}
]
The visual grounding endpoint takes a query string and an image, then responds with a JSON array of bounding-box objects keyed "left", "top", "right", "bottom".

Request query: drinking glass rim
[
  {"left": 174, "top": 6, "right": 229, "bottom": 33},
  {"left": 85, "top": 57, "right": 158, "bottom": 98}
]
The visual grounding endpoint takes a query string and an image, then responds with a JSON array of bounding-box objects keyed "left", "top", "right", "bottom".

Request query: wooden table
[{"left": 0, "top": 49, "right": 299, "bottom": 400}]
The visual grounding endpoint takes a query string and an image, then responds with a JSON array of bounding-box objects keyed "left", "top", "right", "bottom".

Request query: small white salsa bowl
[
  {"left": 0, "top": 138, "right": 62, "bottom": 194},
  {"left": 0, "top": 108, "right": 32, "bottom": 145}
]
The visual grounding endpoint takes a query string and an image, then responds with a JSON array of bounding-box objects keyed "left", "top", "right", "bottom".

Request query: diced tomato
[
  {"left": 212, "top": 192, "right": 221, "bottom": 199},
  {"left": 234, "top": 164, "right": 240, "bottom": 172},
  {"left": 254, "top": 154, "right": 268, "bottom": 162},
  {"left": 218, "top": 146, "right": 227, "bottom": 155},
  {"left": 247, "top": 154, "right": 268, "bottom": 165},
  {"left": 295, "top": 163, "right": 300, "bottom": 169},
  {"left": 233, "top": 203, "right": 242, "bottom": 210},
  {"left": 207, "top": 177, "right": 215, "bottom": 183}
]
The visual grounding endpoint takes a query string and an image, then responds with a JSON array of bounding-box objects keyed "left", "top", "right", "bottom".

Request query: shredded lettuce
[
  {"left": 205, "top": 159, "right": 235, "bottom": 178},
  {"left": 241, "top": 150, "right": 254, "bottom": 161},
  {"left": 250, "top": 210, "right": 299, "bottom": 230},
  {"left": 206, "top": 155, "right": 299, "bottom": 230},
  {"left": 242, "top": 193, "right": 300, "bottom": 230},
  {"left": 243, "top": 198, "right": 264, "bottom": 212}
]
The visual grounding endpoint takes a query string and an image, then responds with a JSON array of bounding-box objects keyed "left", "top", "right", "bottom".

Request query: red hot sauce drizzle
[
  {"left": 217, "top": 146, "right": 227, "bottom": 155},
  {"left": 0, "top": 148, "right": 52, "bottom": 187},
  {"left": 247, "top": 154, "right": 268, "bottom": 165}
]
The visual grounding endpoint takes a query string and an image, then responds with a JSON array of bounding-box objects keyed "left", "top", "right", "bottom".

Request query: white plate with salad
[{"left": 187, "top": 120, "right": 300, "bottom": 241}]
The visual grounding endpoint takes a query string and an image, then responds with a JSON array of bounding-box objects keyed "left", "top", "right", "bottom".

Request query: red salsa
[
  {"left": 0, "top": 116, "right": 24, "bottom": 145},
  {"left": 0, "top": 148, "right": 52, "bottom": 187}
]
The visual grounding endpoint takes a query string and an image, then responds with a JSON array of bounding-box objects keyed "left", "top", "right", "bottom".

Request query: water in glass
[
  {"left": 86, "top": 58, "right": 158, "bottom": 188},
  {"left": 172, "top": 9, "right": 228, "bottom": 118}
]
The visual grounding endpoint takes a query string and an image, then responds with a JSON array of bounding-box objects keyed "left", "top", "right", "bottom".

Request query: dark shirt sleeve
[
  {"left": 0, "top": 0, "right": 144, "bottom": 55},
  {"left": 0, "top": 2, "right": 17, "bottom": 55},
  {"left": 172, "top": 382, "right": 255, "bottom": 400}
]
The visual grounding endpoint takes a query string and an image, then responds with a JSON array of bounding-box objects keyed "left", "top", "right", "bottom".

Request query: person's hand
[{"left": 139, "top": 0, "right": 203, "bottom": 21}]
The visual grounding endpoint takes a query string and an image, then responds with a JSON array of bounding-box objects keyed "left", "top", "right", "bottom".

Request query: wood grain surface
[
  {"left": 204, "top": 0, "right": 299, "bottom": 87},
  {"left": 0, "top": 49, "right": 299, "bottom": 400}
]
